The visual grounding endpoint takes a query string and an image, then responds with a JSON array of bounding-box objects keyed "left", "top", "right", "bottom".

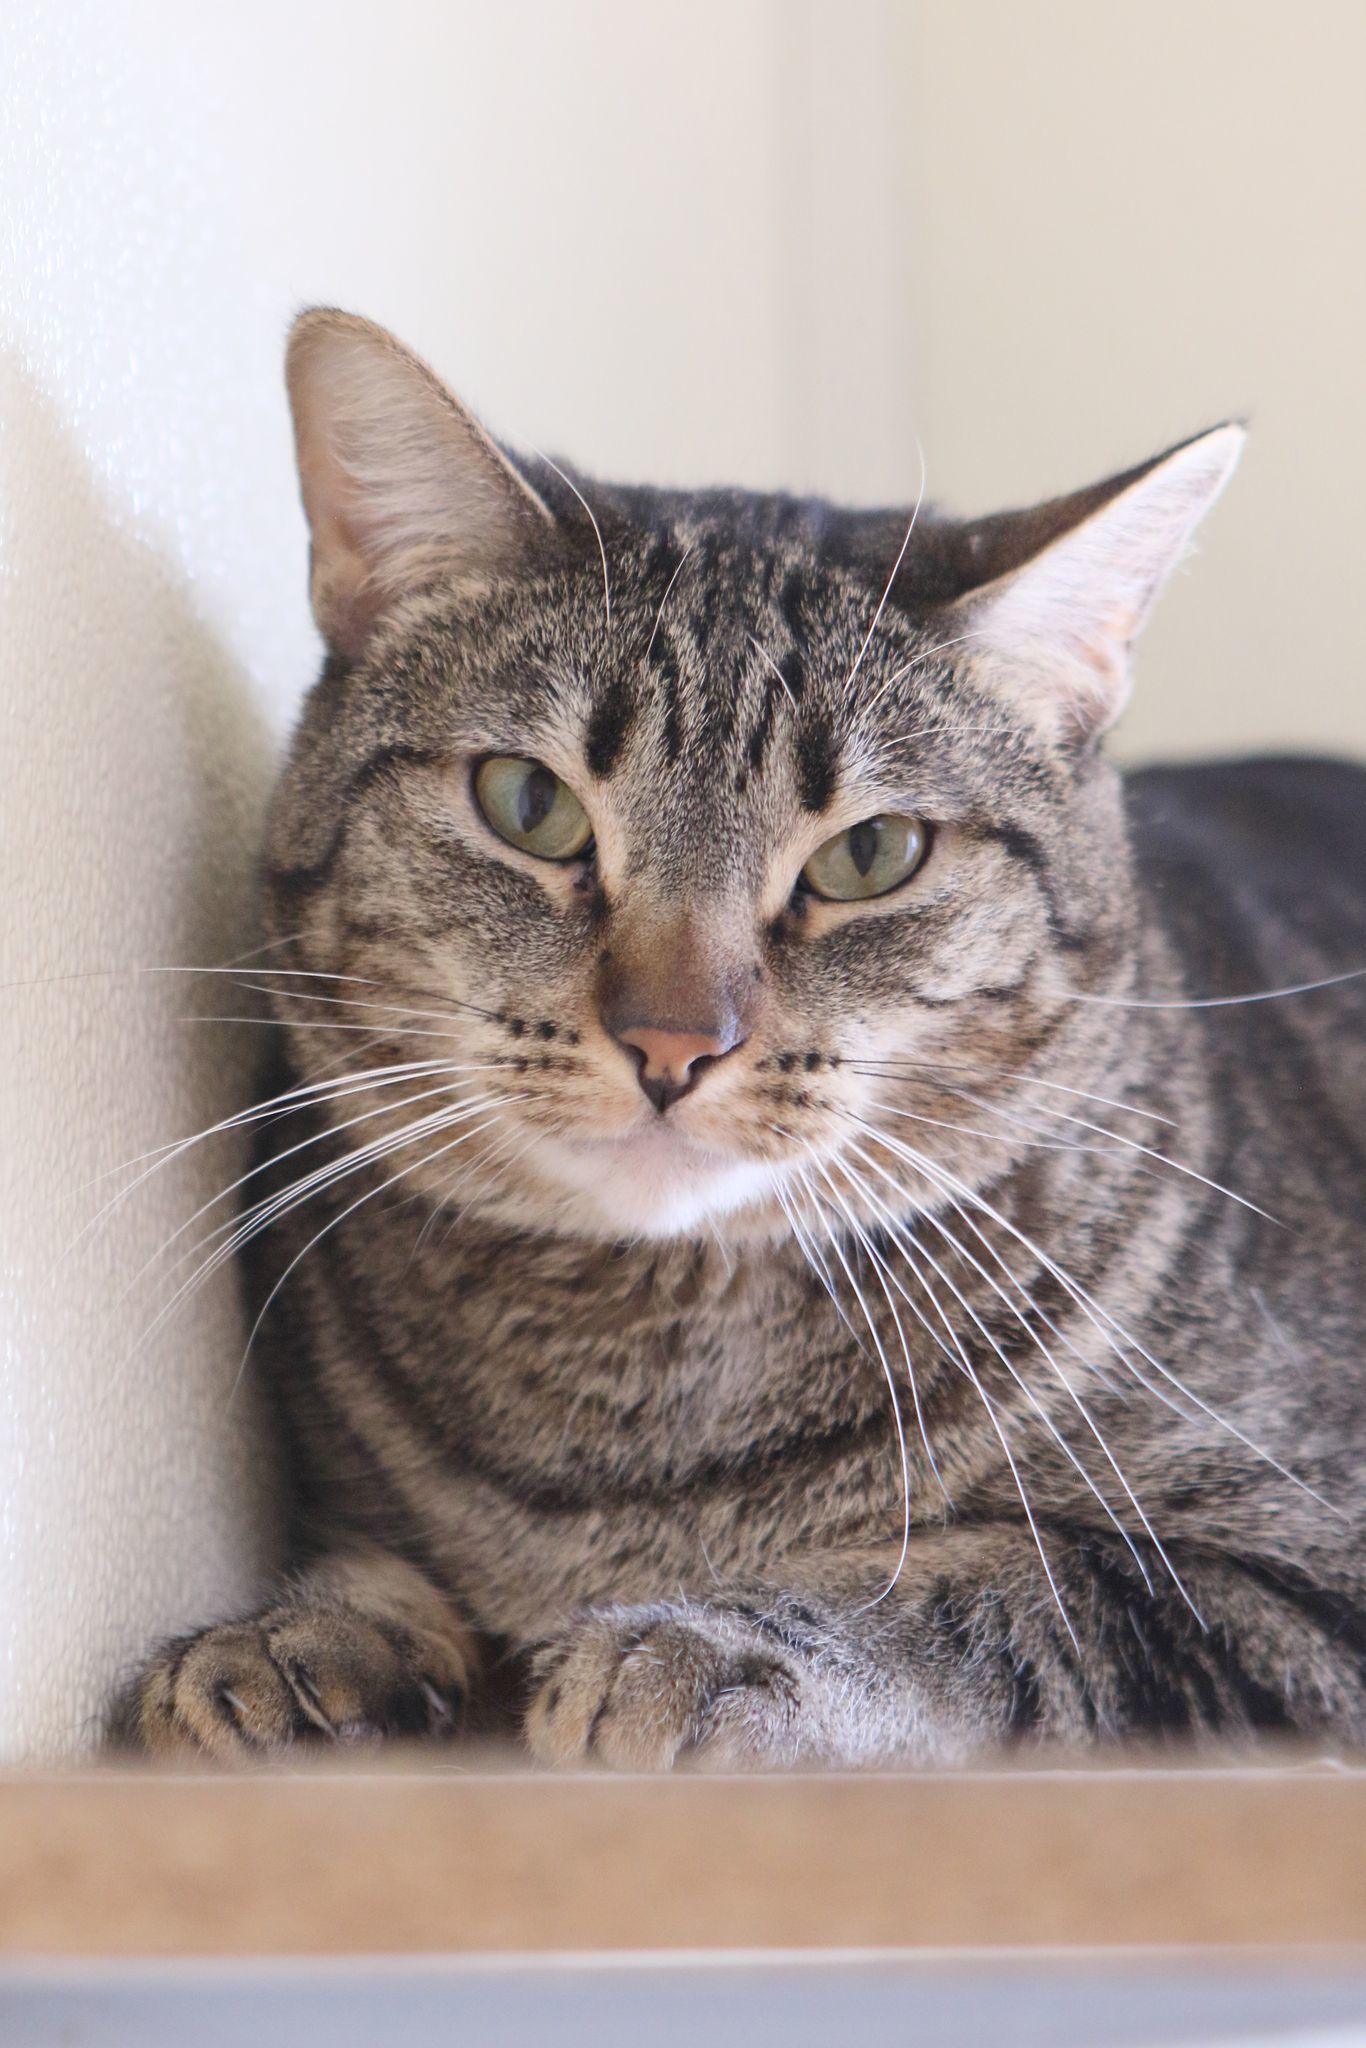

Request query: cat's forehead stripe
[
  {"left": 582, "top": 673, "right": 636, "bottom": 780},
  {"left": 569, "top": 537, "right": 850, "bottom": 814},
  {"left": 654, "top": 628, "right": 686, "bottom": 766},
  {"left": 796, "top": 716, "right": 838, "bottom": 813}
]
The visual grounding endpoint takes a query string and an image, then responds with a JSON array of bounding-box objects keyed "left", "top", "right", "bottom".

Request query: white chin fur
[{"left": 526, "top": 1132, "right": 775, "bottom": 1240}]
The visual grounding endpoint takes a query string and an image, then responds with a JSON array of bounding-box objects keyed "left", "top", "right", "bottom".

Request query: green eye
[
  {"left": 473, "top": 756, "right": 593, "bottom": 862},
  {"left": 800, "top": 814, "right": 928, "bottom": 902}
]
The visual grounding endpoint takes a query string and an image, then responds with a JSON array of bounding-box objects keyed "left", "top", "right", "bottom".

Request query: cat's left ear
[
  {"left": 285, "top": 308, "right": 555, "bottom": 660},
  {"left": 946, "top": 423, "right": 1244, "bottom": 743}
]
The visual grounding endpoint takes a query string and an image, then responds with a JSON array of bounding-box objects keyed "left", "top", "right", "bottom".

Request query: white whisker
[
  {"left": 228, "top": 1106, "right": 518, "bottom": 1409},
  {"left": 645, "top": 540, "right": 696, "bottom": 663},
  {"left": 78, "top": 1058, "right": 499, "bottom": 1244},
  {"left": 864, "top": 1095, "right": 1116, "bottom": 1158},
  {"left": 839, "top": 1141, "right": 1132, "bottom": 1551},
  {"left": 808, "top": 1154, "right": 949, "bottom": 1508},
  {"left": 849, "top": 1101, "right": 1131, "bottom": 1401},
  {"left": 747, "top": 633, "right": 799, "bottom": 713},
  {"left": 860, "top": 627, "right": 994, "bottom": 718},
  {"left": 414, "top": 1113, "right": 540, "bottom": 1259},
  {"left": 841, "top": 1052, "right": 1177, "bottom": 1128},
  {"left": 845, "top": 442, "right": 927, "bottom": 697},
  {"left": 841, "top": 1130, "right": 1200, "bottom": 1618},
  {"left": 535, "top": 450, "right": 612, "bottom": 628},
  {"left": 1068, "top": 967, "right": 1366, "bottom": 1011},
  {"left": 187, "top": 1014, "right": 477, "bottom": 1043},
  {"left": 788, "top": 1163, "right": 915, "bottom": 1608},
  {"left": 772, "top": 1170, "right": 863, "bottom": 1355},
  {"left": 134, "top": 1092, "right": 524, "bottom": 1360},
  {"left": 126, "top": 1075, "right": 500, "bottom": 1300},
  {"left": 136, "top": 1099, "right": 492, "bottom": 1343},
  {"left": 938, "top": 1079, "right": 1282, "bottom": 1227},
  {"left": 838, "top": 1160, "right": 1080, "bottom": 1649},
  {"left": 230, "top": 980, "right": 491, "bottom": 1033},
  {"left": 859, "top": 1115, "right": 1343, "bottom": 1521}
]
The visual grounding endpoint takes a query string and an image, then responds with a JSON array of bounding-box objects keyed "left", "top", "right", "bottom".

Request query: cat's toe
[
  {"left": 262, "top": 1607, "right": 465, "bottom": 1743},
  {"left": 120, "top": 1621, "right": 303, "bottom": 1760},
  {"left": 525, "top": 1604, "right": 801, "bottom": 1770},
  {"left": 120, "top": 1605, "right": 467, "bottom": 1760}
]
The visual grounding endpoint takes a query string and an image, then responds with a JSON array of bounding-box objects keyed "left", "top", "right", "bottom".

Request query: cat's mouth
[{"left": 571, "top": 1116, "right": 737, "bottom": 1160}]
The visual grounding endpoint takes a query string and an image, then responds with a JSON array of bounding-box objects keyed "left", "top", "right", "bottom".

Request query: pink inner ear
[
  {"left": 969, "top": 570, "right": 1144, "bottom": 744},
  {"left": 953, "top": 424, "right": 1243, "bottom": 745},
  {"left": 1072, "top": 595, "right": 1142, "bottom": 677},
  {"left": 1070, "top": 657, "right": 1125, "bottom": 742},
  {"left": 1050, "top": 598, "right": 1143, "bottom": 739},
  {"left": 296, "top": 426, "right": 386, "bottom": 659},
  {"left": 287, "top": 319, "right": 559, "bottom": 661},
  {"left": 310, "top": 536, "right": 381, "bottom": 662}
]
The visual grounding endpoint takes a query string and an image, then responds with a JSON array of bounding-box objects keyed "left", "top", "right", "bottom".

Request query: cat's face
[{"left": 265, "top": 312, "right": 1240, "bottom": 1244}]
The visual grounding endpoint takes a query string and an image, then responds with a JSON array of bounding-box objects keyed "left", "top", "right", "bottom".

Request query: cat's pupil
[
  {"left": 848, "top": 819, "right": 880, "bottom": 877},
  {"left": 518, "top": 766, "right": 558, "bottom": 835}
]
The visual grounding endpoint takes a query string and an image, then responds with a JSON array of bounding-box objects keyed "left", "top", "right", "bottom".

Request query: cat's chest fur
[
  {"left": 287, "top": 1206, "right": 909, "bottom": 1633},
  {"left": 388, "top": 1220, "right": 888, "bottom": 1483}
]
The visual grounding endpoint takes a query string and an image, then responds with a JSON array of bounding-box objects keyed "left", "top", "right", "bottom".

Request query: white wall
[
  {"left": 2, "top": 0, "right": 1362, "bottom": 1759},
  {"left": 902, "top": 0, "right": 1366, "bottom": 763}
]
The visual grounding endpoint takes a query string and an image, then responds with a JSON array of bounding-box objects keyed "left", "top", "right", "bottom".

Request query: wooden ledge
[{"left": 3, "top": 1756, "right": 1366, "bottom": 1958}]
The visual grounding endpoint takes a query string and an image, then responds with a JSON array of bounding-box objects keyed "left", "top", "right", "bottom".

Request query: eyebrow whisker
[
  {"left": 535, "top": 449, "right": 613, "bottom": 629},
  {"left": 645, "top": 540, "right": 697, "bottom": 664},
  {"left": 844, "top": 438, "right": 928, "bottom": 695},
  {"left": 747, "top": 632, "right": 800, "bottom": 713}
]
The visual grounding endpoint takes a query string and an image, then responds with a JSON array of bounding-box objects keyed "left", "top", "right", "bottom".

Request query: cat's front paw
[
  {"left": 117, "top": 1602, "right": 468, "bottom": 1761},
  {"left": 524, "top": 1602, "right": 804, "bottom": 1770}
]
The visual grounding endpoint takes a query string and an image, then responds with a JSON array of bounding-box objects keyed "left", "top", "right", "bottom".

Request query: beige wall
[{"left": 901, "top": 0, "right": 1366, "bottom": 762}]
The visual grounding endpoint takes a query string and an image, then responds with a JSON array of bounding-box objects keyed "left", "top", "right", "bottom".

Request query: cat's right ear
[
  {"left": 285, "top": 309, "right": 554, "bottom": 660},
  {"left": 934, "top": 424, "right": 1244, "bottom": 744}
]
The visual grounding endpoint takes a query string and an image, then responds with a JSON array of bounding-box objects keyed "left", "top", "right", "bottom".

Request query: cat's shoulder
[
  {"left": 1123, "top": 753, "right": 1366, "bottom": 876},
  {"left": 1122, "top": 754, "right": 1366, "bottom": 992}
]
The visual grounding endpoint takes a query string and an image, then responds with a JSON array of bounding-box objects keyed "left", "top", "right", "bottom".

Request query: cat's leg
[
  {"left": 117, "top": 1548, "right": 477, "bottom": 1760},
  {"left": 525, "top": 1527, "right": 1366, "bottom": 1768}
]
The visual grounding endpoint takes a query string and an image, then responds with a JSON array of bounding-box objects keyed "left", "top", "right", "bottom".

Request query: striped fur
[{"left": 119, "top": 316, "right": 1366, "bottom": 1764}]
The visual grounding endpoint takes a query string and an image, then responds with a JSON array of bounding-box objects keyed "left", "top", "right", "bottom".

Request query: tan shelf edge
[{"left": 3, "top": 1758, "right": 1366, "bottom": 1958}]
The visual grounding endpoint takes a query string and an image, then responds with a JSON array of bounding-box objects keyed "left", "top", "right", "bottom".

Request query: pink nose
[{"left": 614, "top": 1024, "right": 741, "bottom": 1113}]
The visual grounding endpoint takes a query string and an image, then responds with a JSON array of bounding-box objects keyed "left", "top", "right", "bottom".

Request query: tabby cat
[{"left": 122, "top": 310, "right": 1366, "bottom": 1765}]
